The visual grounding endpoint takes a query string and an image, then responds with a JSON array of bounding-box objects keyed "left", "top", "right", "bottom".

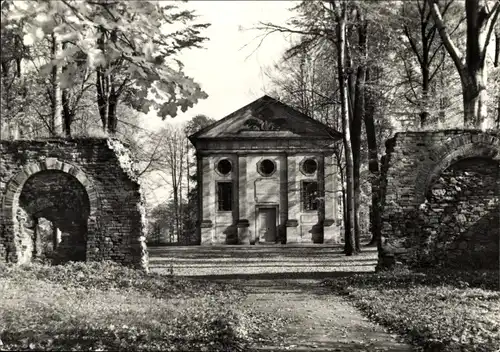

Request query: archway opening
[
  {"left": 424, "top": 157, "right": 499, "bottom": 269},
  {"left": 16, "top": 170, "right": 90, "bottom": 264}
]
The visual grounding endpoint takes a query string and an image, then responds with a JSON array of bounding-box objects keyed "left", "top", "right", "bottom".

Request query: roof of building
[{"left": 189, "top": 95, "right": 342, "bottom": 141}]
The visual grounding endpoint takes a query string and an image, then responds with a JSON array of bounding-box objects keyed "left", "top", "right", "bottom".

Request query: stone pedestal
[
  {"left": 286, "top": 219, "right": 299, "bottom": 243},
  {"left": 200, "top": 220, "right": 213, "bottom": 245},
  {"left": 237, "top": 219, "right": 250, "bottom": 244},
  {"left": 323, "top": 219, "right": 340, "bottom": 244}
]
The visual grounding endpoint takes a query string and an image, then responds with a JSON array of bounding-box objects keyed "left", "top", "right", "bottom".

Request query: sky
[{"left": 139, "top": 1, "right": 296, "bottom": 130}]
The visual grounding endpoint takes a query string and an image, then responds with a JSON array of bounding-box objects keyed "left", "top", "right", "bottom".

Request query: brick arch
[
  {"left": 414, "top": 134, "right": 500, "bottom": 204},
  {"left": 1, "top": 158, "right": 99, "bottom": 263}
]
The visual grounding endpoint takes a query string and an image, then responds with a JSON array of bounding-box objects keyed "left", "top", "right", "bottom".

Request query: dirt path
[
  {"left": 149, "top": 246, "right": 413, "bottom": 350},
  {"left": 232, "top": 279, "right": 413, "bottom": 352}
]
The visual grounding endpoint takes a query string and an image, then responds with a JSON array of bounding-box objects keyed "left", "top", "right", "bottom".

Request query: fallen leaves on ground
[{"left": 322, "top": 269, "right": 500, "bottom": 351}]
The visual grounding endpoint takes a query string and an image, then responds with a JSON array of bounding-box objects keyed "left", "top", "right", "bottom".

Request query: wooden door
[{"left": 258, "top": 208, "right": 277, "bottom": 242}]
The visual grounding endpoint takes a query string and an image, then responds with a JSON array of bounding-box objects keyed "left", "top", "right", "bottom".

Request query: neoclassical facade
[{"left": 189, "top": 95, "right": 343, "bottom": 245}]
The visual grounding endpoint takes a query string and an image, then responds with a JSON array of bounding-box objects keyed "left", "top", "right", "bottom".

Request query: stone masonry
[
  {"left": 0, "top": 138, "right": 148, "bottom": 269},
  {"left": 379, "top": 130, "right": 500, "bottom": 270}
]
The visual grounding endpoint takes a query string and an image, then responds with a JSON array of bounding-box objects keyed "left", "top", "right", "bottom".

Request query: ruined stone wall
[
  {"left": 379, "top": 130, "right": 500, "bottom": 270},
  {"left": 0, "top": 138, "right": 148, "bottom": 269},
  {"left": 19, "top": 170, "right": 90, "bottom": 263}
]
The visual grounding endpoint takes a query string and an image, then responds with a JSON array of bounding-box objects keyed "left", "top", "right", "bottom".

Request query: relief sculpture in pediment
[{"left": 239, "top": 117, "right": 286, "bottom": 132}]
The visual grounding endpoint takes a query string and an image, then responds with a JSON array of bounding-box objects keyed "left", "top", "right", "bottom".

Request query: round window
[
  {"left": 302, "top": 158, "right": 318, "bottom": 174},
  {"left": 216, "top": 159, "right": 232, "bottom": 175},
  {"left": 258, "top": 159, "right": 276, "bottom": 176}
]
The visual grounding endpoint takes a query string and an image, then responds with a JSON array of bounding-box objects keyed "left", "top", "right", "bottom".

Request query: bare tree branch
[
  {"left": 482, "top": 0, "right": 500, "bottom": 62},
  {"left": 428, "top": 0, "right": 465, "bottom": 72}
]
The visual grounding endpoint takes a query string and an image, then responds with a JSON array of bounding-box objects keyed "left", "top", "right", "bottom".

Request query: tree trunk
[
  {"left": 463, "top": 0, "right": 491, "bottom": 127},
  {"left": 494, "top": 31, "right": 499, "bottom": 128},
  {"left": 96, "top": 68, "right": 108, "bottom": 132},
  {"left": 61, "top": 42, "right": 72, "bottom": 138},
  {"left": 497, "top": 97, "right": 500, "bottom": 130},
  {"left": 14, "top": 34, "right": 21, "bottom": 78},
  {"left": 351, "top": 11, "right": 367, "bottom": 251},
  {"left": 107, "top": 86, "right": 118, "bottom": 134},
  {"left": 173, "top": 185, "right": 179, "bottom": 241},
  {"left": 50, "top": 33, "right": 63, "bottom": 137},
  {"left": 429, "top": 0, "right": 499, "bottom": 128},
  {"left": 62, "top": 89, "right": 73, "bottom": 138},
  {"left": 351, "top": 69, "right": 363, "bottom": 252},
  {"left": 186, "top": 140, "right": 190, "bottom": 195},
  {"left": 96, "top": 27, "right": 109, "bottom": 132},
  {"left": 335, "top": 3, "right": 356, "bottom": 256},
  {"left": 461, "top": 68, "right": 488, "bottom": 128},
  {"left": 364, "top": 68, "right": 381, "bottom": 247},
  {"left": 495, "top": 31, "right": 499, "bottom": 67},
  {"left": 332, "top": 147, "right": 346, "bottom": 240},
  {"left": 179, "top": 161, "right": 184, "bottom": 238},
  {"left": 347, "top": 49, "right": 362, "bottom": 253},
  {"left": 420, "top": 52, "right": 430, "bottom": 128},
  {"left": 106, "top": 30, "right": 120, "bottom": 135},
  {"left": 171, "top": 144, "right": 180, "bottom": 241},
  {"left": 420, "top": 0, "right": 431, "bottom": 128}
]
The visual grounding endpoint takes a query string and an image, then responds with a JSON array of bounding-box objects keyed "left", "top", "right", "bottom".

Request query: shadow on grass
[
  {"left": 183, "top": 271, "right": 377, "bottom": 296},
  {"left": 1, "top": 325, "right": 244, "bottom": 352},
  {"left": 321, "top": 269, "right": 500, "bottom": 291},
  {"left": 254, "top": 341, "right": 411, "bottom": 352},
  {"left": 184, "top": 271, "right": 367, "bottom": 281},
  {"left": 179, "top": 269, "right": 499, "bottom": 296}
]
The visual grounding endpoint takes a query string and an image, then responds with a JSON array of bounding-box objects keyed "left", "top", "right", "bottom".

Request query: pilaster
[
  {"left": 324, "top": 153, "right": 339, "bottom": 243},
  {"left": 199, "top": 155, "right": 214, "bottom": 244},
  {"left": 237, "top": 154, "right": 250, "bottom": 243},
  {"left": 286, "top": 154, "right": 299, "bottom": 243},
  {"left": 314, "top": 154, "right": 325, "bottom": 243}
]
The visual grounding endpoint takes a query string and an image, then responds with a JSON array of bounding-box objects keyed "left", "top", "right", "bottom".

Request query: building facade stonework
[
  {"left": 189, "top": 95, "right": 343, "bottom": 245},
  {"left": 0, "top": 138, "right": 148, "bottom": 269}
]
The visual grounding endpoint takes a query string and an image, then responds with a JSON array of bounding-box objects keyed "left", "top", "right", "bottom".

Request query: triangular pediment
[{"left": 189, "top": 95, "right": 341, "bottom": 141}]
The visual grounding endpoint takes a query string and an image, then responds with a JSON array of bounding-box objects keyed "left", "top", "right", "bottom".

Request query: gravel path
[{"left": 234, "top": 278, "right": 413, "bottom": 352}]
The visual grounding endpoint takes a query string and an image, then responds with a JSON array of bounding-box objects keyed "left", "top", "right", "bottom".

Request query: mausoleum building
[{"left": 189, "top": 95, "right": 342, "bottom": 245}]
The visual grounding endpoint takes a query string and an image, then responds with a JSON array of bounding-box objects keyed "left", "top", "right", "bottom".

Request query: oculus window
[
  {"left": 258, "top": 159, "right": 276, "bottom": 177},
  {"left": 301, "top": 158, "right": 318, "bottom": 174},
  {"left": 216, "top": 159, "right": 232, "bottom": 175}
]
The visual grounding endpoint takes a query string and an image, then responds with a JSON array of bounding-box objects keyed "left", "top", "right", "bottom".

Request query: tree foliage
[{"left": 2, "top": 0, "right": 210, "bottom": 135}]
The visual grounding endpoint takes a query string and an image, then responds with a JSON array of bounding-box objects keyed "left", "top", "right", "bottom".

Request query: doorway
[{"left": 257, "top": 207, "right": 277, "bottom": 243}]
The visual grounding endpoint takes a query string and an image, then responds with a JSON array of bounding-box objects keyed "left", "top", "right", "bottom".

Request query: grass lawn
[
  {"left": 0, "top": 262, "right": 288, "bottom": 351},
  {"left": 322, "top": 268, "right": 500, "bottom": 351}
]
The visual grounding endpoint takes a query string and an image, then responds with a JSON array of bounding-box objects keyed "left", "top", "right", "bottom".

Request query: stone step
[{"left": 147, "top": 245, "right": 379, "bottom": 276}]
